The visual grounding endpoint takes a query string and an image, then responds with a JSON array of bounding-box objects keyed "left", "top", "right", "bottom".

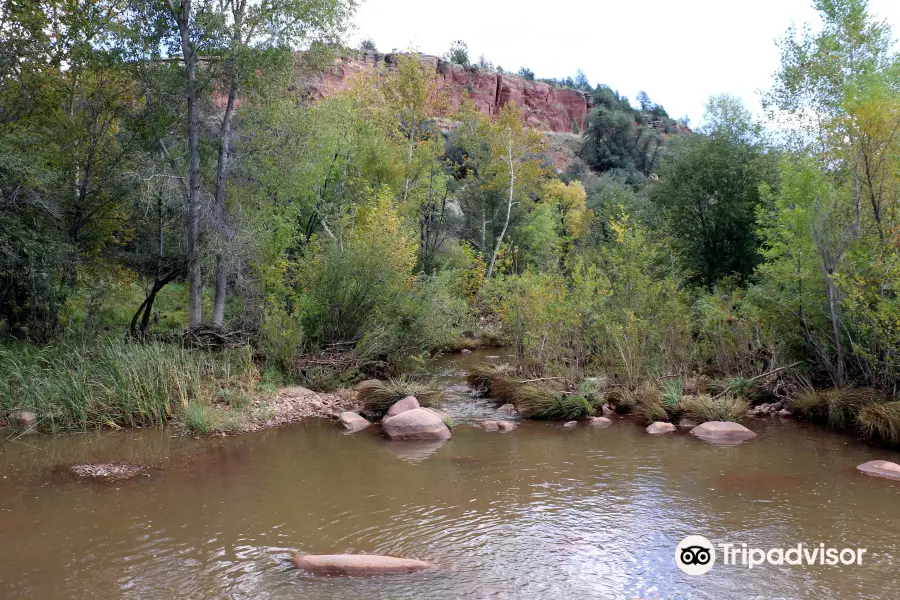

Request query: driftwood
[{"left": 182, "top": 325, "right": 252, "bottom": 350}]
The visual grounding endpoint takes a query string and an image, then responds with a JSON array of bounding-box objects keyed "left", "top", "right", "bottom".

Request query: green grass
[
  {"left": 661, "top": 379, "right": 684, "bottom": 407},
  {"left": 516, "top": 390, "right": 593, "bottom": 420},
  {"left": 0, "top": 340, "right": 257, "bottom": 431},
  {"left": 356, "top": 377, "right": 443, "bottom": 419},
  {"left": 675, "top": 395, "right": 749, "bottom": 423}
]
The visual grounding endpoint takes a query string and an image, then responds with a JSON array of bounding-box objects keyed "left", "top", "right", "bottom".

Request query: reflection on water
[{"left": 1, "top": 349, "right": 900, "bottom": 599}]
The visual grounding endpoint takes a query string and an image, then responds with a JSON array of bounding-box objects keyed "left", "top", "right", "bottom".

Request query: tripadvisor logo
[{"left": 675, "top": 535, "right": 867, "bottom": 575}]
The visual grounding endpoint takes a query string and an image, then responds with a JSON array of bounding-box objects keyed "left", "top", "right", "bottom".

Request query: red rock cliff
[{"left": 304, "top": 51, "right": 594, "bottom": 133}]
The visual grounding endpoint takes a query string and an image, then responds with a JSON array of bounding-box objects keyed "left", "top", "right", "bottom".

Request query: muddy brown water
[{"left": 2, "top": 349, "right": 900, "bottom": 599}]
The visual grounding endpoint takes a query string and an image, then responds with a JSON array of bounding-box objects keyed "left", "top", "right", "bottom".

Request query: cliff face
[{"left": 304, "top": 52, "right": 594, "bottom": 133}]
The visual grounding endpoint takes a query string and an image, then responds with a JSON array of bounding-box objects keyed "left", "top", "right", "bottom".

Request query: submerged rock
[
  {"left": 9, "top": 410, "right": 37, "bottom": 429},
  {"left": 69, "top": 462, "right": 146, "bottom": 482},
  {"left": 382, "top": 408, "right": 451, "bottom": 441},
  {"left": 460, "top": 348, "right": 472, "bottom": 355},
  {"left": 290, "top": 554, "right": 435, "bottom": 575},
  {"left": 588, "top": 416, "right": 612, "bottom": 428},
  {"left": 497, "top": 403, "right": 518, "bottom": 415},
  {"left": 690, "top": 421, "right": 757, "bottom": 443},
  {"left": 646, "top": 422, "right": 675, "bottom": 435},
  {"left": 384, "top": 396, "right": 420, "bottom": 419},
  {"left": 857, "top": 460, "right": 900, "bottom": 481},
  {"left": 481, "top": 420, "right": 517, "bottom": 432},
  {"left": 338, "top": 412, "right": 370, "bottom": 433},
  {"left": 677, "top": 419, "right": 698, "bottom": 431},
  {"left": 562, "top": 420, "right": 578, "bottom": 428}
]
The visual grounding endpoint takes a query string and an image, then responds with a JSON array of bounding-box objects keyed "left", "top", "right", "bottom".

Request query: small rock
[
  {"left": 691, "top": 421, "right": 757, "bottom": 444},
  {"left": 601, "top": 404, "right": 614, "bottom": 417},
  {"left": 10, "top": 410, "right": 37, "bottom": 429},
  {"left": 856, "top": 460, "right": 900, "bottom": 481},
  {"left": 770, "top": 400, "right": 785, "bottom": 411},
  {"left": 563, "top": 420, "right": 578, "bottom": 428},
  {"left": 588, "top": 416, "right": 612, "bottom": 428},
  {"left": 384, "top": 396, "right": 420, "bottom": 419},
  {"left": 339, "top": 411, "right": 370, "bottom": 433},
  {"left": 646, "top": 421, "right": 676, "bottom": 435},
  {"left": 677, "top": 419, "right": 698, "bottom": 431},
  {"left": 777, "top": 408, "right": 791, "bottom": 418},
  {"left": 290, "top": 554, "right": 436, "bottom": 575},
  {"left": 497, "top": 403, "right": 518, "bottom": 414},
  {"left": 460, "top": 348, "right": 472, "bottom": 355},
  {"left": 382, "top": 408, "right": 451, "bottom": 441}
]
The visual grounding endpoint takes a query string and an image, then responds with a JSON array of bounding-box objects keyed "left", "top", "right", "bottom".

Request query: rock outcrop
[
  {"left": 304, "top": 51, "right": 593, "bottom": 134},
  {"left": 857, "top": 460, "right": 900, "bottom": 481},
  {"left": 290, "top": 554, "right": 436, "bottom": 575},
  {"left": 690, "top": 421, "right": 757, "bottom": 443},
  {"left": 382, "top": 408, "right": 452, "bottom": 441}
]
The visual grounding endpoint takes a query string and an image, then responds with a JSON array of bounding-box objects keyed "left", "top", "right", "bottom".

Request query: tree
[
  {"left": 650, "top": 95, "right": 775, "bottom": 287},
  {"left": 517, "top": 66, "right": 534, "bottom": 81},
  {"left": 446, "top": 40, "right": 469, "bottom": 67},
  {"left": 637, "top": 90, "right": 652, "bottom": 112}
]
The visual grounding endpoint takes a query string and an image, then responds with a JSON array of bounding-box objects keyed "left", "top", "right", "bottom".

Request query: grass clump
[
  {"left": 707, "top": 376, "right": 769, "bottom": 403},
  {"left": 789, "top": 389, "right": 828, "bottom": 421},
  {"left": 789, "top": 387, "right": 878, "bottom": 431},
  {"left": 857, "top": 401, "right": 900, "bottom": 446},
  {"left": 661, "top": 379, "right": 684, "bottom": 407},
  {"left": 0, "top": 340, "right": 257, "bottom": 431},
  {"left": 356, "top": 377, "right": 442, "bottom": 418},
  {"left": 633, "top": 384, "right": 667, "bottom": 425},
  {"left": 605, "top": 385, "right": 637, "bottom": 413},
  {"left": 465, "top": 362, "right": 512, "bottom": 393},
  {"left": 676, "top": 395, "right": 749, "bottom": 423},
  {"left": 516, "top": 389, "right": 593, "bottom": 420}
]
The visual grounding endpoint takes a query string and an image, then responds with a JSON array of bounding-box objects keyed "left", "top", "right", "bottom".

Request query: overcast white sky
[{"left": 349, "top": 0, "right": 900, "bottom": 127}]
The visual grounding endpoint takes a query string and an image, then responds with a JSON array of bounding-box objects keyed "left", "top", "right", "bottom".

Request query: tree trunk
[
  {"left": 211, "top": 76, "right": 238, "bottom": 327},
  {"left": 486, "top": 137, "right": 515, "bottom": 280},
  {"left": 170, "top": 0, "right": 202, "bottom": 327}
]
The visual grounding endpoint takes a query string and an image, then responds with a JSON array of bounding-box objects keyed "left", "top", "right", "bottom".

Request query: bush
[
  {"left": 676, "top": 395, "right": 749, "bottom": 423},
  {"left": 858, "top": 401, "right": 900, "bottom": 446}
]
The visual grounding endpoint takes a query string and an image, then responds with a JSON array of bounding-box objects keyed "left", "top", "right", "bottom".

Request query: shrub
[
  {"left": 356, "top": 377, "right": 442, "bottom": 419},
  {"left": 857, "top": 401, "right": 900, "bottom": 446},
  {"left": 661, "top": 379, "right": 684, "bottom": 407},
  {"left": 676, "top": 395, "right": 749, "bottom": 423}
]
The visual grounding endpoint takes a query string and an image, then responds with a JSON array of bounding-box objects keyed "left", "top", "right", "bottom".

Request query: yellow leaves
[
  {"left": 350, "top": 187, "right": 418, "bottom": 280},
  {"left": 542, "top": 179, "right": 590, "bottom": 240}
]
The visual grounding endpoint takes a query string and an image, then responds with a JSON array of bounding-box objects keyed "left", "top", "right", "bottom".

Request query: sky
[{"left": 348, "top": 0, "right": 900, "bottom": 128}]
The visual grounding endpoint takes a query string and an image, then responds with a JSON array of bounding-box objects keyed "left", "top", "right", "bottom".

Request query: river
[{"left": 1, "top": 349, "right": 898, "bottom": 599}]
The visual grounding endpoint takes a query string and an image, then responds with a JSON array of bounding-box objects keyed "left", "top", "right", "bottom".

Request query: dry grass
[
  {"left": 676, "top": 395, "right": 749, "bottom": 423},
  {"left": 789, "top": 387, "right": 879, "bottom": 431},
  {"left": 857, "top": 401, "right": 900, "bottom": 446},
  {"left": 465, "top": 364, "right": 591, "bottom": 420},
  {"left": 465, "top": 362, "right": 512, "bottom": 394},
  {"left": 356, "top": 378, "right": 442, "bottom": 418},
  {"left": 605, "top": 385, "right": 637, "bottom": 413},
  {"left": 633, "top": 384, "right": 668, "bottom": 425}
]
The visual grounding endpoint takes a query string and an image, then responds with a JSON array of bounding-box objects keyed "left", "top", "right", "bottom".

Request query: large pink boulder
[
  {"left": 382, "top": 408, "right": 451, "bottom": 441},
  {"left": 857, "top": 460, "right": 900, "bottom": 481},
  {"left": 690, "top": 421, "right": 757, "bottom": 443},
  {"left": 290, "top": 554, "right": 435, "bottom": 575},
  {"left": 338, "top": 412, "right": 370, "bottom": 433},
  {"left": 384, "top": 396, "right": 420, "bottom": 419}
]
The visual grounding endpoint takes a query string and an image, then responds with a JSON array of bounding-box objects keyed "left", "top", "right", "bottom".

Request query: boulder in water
[
  {"left": 646, "top": 422, "right": 675, "bottom": 435},
  {"left": 690, "top": 421, "right": 757, "bottom": 443},
  {"left": 588, "top": 416, "right": 612, "bottom": 428},
  {"left": 481, "top": 420, "right": 516, "bottom": 432},
  {"left": 338, "top": 412, "right": 370, "bottom": 433},
  {"left": 9, "top": 410, "right": 37, "bottom": 429},
  {"left": 677, "top": 419, "right": 698, "bottom": 431},
  {"left": 497, "top": 403, "right": 518, "bottom": 415},
  {"left": 857, "top": 460, "right": 900, "bottom": 481},
  {"left": 382, "top": 408, "right": 451, "bottom": 441},
  {"left": 562, "top": 420, "right": 578, "bottom": 428},
  {"left": 290, "top": 554, "right": 435, "bottom": 575},
  {"left": 384, "top": 396, "right": 420, "bottom": 419}
]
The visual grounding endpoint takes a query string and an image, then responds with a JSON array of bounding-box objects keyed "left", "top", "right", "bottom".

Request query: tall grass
[
  {"left": 789, "top": 387, "right": 878, "bottom": 431},
  {"left": 675, "top": 395, "right": 749, "bottom": 423},
  {"left": 0, "top": 341, "right": 257, "bottom": 431},
  {"left": 857, "top": 402, "right": 900, "bottom": 445},
  {"left": 633, "top": 384, "right": 668, "bottom": 425}
]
